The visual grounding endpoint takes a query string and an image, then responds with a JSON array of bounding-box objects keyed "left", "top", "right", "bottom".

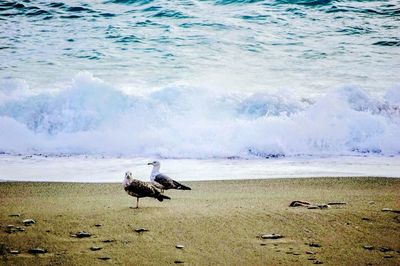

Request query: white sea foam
[
  {"left": 0, "top": 155, "right": 399, "bottom": 182},
  {"left": 0, "top": 72, "right": 399, "bottom": 158}
]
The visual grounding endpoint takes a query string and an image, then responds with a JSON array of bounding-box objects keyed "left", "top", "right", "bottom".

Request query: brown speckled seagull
[{"left": 123, "top": 171, "right": 170, "bottom": 208}]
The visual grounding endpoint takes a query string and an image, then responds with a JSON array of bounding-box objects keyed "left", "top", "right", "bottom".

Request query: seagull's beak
[{"left": 147, "top": 162, "right": 153, "bottom": 165}]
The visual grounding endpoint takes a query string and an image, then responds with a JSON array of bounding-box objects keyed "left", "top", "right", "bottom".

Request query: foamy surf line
[
  {"left": 1, "top": 72, "right": 400, "bottom": 159},
  {"left": 0, "top": 154, "right": 399, "bottom": 183}
]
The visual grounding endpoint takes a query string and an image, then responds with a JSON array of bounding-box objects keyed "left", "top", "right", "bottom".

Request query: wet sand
[{"left": 0, "top": 177, "right": 399, "bottom": 265}]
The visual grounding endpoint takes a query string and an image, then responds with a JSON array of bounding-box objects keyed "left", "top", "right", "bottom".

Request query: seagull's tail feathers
[
  {"left": 173, "top": 180, "right": 191, "bottom": 190},
  {"left": 157, "top": 194, "right": 171, "bottom": 202}
]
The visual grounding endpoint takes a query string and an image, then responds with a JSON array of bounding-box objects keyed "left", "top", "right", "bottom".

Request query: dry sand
[{"left": 0, "top": 177, "right": 399, "bottom": 265}]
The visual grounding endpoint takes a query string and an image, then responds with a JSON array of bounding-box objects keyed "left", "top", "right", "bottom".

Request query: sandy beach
[{"left": 0, "top": 177, "right": 399, "bottom": 265}]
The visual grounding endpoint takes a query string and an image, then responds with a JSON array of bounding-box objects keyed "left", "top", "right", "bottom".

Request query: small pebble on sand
[
  {"left": 380, "top": 246, "right": 392, "bottom": 252},
  {"left": 22, "top": 219, "right": 36, "bottom": 226},
  {"left": 261, "top": 233, "right": 283, "bottom": 239},
  {"left": 28, "top": 248, "right": 47, "bottom": 254},
  {"left": 75, "top": 231, "right": 91, "bottom": 238},
  {"left": 135, "top": 228, "right": 149, "bottom": 233},
  {"left": 308, "top": 243, "right": 321, "bottom": 248}
]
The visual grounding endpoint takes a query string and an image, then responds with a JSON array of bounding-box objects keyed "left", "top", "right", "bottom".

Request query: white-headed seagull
[{"left": 147, "top": 161, "right": 191, "bottom": 192}]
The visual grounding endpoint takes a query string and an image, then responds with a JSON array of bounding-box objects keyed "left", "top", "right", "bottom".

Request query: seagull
[
  {"left": 147, "top": 161, "right": 191, "bottom": 192},
  {"left": 123, "top": 171, "right": 170, "bottom": 208}
]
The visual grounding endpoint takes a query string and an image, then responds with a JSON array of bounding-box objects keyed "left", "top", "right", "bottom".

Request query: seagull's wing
[
  {"left": 154, "top": 174, "right": 191, "bottom": 190},
  {"left": 125, "top": 179, "right": 160, "bottom": 198},
  {"left": 154, "top": 173, "right": 175, "bottom": 189}
]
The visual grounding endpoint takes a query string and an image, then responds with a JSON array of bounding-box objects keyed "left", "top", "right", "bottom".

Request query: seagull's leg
[{"left": 136, "top": 197, "right": 139, "bottom": 209}]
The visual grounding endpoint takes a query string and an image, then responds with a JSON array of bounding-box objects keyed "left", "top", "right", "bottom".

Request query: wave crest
[{"left": 0, "top": 72, "right": 399, "bottom": 158}]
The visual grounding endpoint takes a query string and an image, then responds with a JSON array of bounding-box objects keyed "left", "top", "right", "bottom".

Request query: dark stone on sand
[
  {"left": 289, "top": 201, "right": 310, "bottom": 207},
  {"left": 94, "top": 224, "right": 102, "bottom": 227},
  {"left": 308, "top": 242, "right": 321, "bottom": 248},
  {"left": 5, "top": 225, "right": 14, "bottom": 233},
  {"left": 174, "top": 260, "right": 184, "bottom": 264},
  {"left": 98, "top": 257, "right": 111, "bottom": 260},
  {"left": 134, "top": 228, "right": 149, "bottom": 233},
  {"left": 384, "top": 255, "right": 393, "bottom": 258},
  {"left": 362, "top": 217, "right": 371, "bottom": 221},
  {"left": 260, "top": 243, "right": 266, "bottom": 246},
  {"left": 9, "top": 214, "right": 20, "bottom": 217},
  {"left": 102, "top": 239, "right": 115, "bottom": 243},
  {"left": 380, "top": 246, "right": 392, "bottom": 252},
  {"left": 285, "top": 251, "right": 293, "bottom": 254},
  {"left": 327, "top": 202, "right": 347, "bottom": 205},
  {"left": 90, "top": 246, "right": 102, "bottom": 251},
  {"left": 5, "top": 225, "right": 25, "bottom": 234},
  {"left": 290, "top": 201, "right": 331, "bottom": 209},
  {"left": 308, "top": 257, "right": 316, "bottom": 260},
  {"left": 306, "top": 251, "right": 315, "bottom": 254},
  {"left": 363, "top": 245, "right": 374, "bottom": 250},
  {"left": 307, "top": 204, "right": 329, "bottom": 209},
  {"left": 314, "top": 260, "right": 323, "bottom": 264},
  {"left": 261, "top": 233, "right": 283, "bottom": 239},
  {"left": 75, "top": 231, "right": 91, "bottom": 238},
  {"left": 381, "top": 208, "right": 400, "bottom": 213},
  {"left": 28, "top": 248, "right": 47, "bottom": 254},
  {"left": 22, "top": 219, "right": 36, "bottom": 226}
]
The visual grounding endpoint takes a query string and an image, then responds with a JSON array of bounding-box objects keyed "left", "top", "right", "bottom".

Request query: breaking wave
[{"left": 0, "top": 72, "right": 399, "bottom": 158}]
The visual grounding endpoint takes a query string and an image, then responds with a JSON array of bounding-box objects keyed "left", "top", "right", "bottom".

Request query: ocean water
[
  {"left": 0, "top": 0, "right": 399, "bottom": 181},
  {"left": 1, "top": 0, "right": 399, "bottom": 92}
]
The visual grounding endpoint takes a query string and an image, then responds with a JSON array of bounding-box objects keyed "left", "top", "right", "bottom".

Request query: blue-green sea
[{"left": 0, "top": 0, "right": 399, "bottom": 160}]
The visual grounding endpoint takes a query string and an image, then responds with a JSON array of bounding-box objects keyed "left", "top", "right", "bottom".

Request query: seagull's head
[
  {"left": 147, "top": 161, "right": 160, "bottom": 167},
  {"left": 125, "top": 171, "right": 133, "bottom": 180}
]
